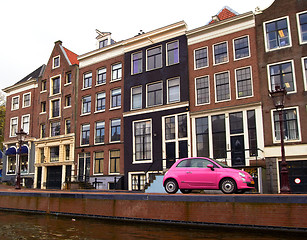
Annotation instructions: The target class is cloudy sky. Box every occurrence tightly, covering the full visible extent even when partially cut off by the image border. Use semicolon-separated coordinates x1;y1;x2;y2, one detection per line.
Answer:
0;0;274;92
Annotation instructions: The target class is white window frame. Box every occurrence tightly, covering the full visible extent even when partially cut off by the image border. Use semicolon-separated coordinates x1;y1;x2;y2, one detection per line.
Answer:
233;35;251;61
297;11;307;45
93;151;104;175
213;41;229;65
40;101;46;114
110;118;121;143
110;88;121;110
109;149;120;175
64;72;72;86
10;117;18;137
270;106;301;144
94;121;105;145
263;16;292;52
146;81;163;107
131;86;142;110
21;114;30;134
52;55;60;69
214;71;231;103
50;75;61;96
83;72;92;89
64;95;72;109
81;95;91;116
95;92;106;113
11;96;20;111
111;63;122;82
132;119;152;164
146;45;163;71
131;51;143;75
96;67;107;86
194;46;209;70
195;75;210;106
167;77;180;104
266;59;297;94
22;92;31;108
80;123;90;146
49;98;61;119
166;40;179;66
65;119;71;134
235;66;254;99
41;80;47;93
301;57;307;91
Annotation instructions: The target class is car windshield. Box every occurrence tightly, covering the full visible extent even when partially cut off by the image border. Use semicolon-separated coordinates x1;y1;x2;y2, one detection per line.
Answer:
208;158;230;168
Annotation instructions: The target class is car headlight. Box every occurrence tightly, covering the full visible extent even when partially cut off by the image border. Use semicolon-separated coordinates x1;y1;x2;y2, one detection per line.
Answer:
239;172;246;178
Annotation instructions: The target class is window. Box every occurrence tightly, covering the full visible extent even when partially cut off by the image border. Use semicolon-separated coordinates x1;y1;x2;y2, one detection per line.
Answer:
66;72;71;84
110;150;120;174
81;124;90;145
147;82;162;107
230;112;243;134
99;39;108;48
167;41;179;65
95;121;105;144
112;63;122;81
51;122;60;136
167;77;180;103
41;102;46;113
78;152;90;182
50;146;59;162
65;95;71;107
53;56;60;68
23;93;31;108
132;52;142;74
111;88;121;108
273;108;299;142
147;46;162;70
110;119;121;142
40;148;45;163
195;76;209;105
131;86;142;110
41;80;47;92
97;68;106;85
65;145;70;160
194;47;208;69
236;67;253;98
94;152;104;174
212;114;226;159
96;92;106;111
41;124;46;138
234;36;250;60
302;57;307;90
51;77;60;95
83;72;92;88
7;156;16;174
298;12;307;44
12;96;19;110
195;117;209;157
10;117;18;137
213;42;228;64
264;17;291;51
22;115;30;134
51;99;60;118
134;120;152;162
247;110;258;157
268;61;295;93
82;96;91;114
65;119;71;134
215;72;230;102
21;153;28;174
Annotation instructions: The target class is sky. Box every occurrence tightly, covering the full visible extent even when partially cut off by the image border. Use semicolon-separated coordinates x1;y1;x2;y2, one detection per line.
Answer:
0;0;274;93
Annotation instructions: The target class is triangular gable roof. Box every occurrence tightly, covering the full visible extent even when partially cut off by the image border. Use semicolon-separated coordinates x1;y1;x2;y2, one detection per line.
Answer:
62;46;79;65
209;6;238;24
14;64;46;86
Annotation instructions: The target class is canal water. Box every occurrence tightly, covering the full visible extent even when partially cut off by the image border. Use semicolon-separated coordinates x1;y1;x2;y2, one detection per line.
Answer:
0;210;306;239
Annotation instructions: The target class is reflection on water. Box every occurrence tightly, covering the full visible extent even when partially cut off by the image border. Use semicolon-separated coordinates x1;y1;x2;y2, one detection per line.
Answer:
0;211;306;240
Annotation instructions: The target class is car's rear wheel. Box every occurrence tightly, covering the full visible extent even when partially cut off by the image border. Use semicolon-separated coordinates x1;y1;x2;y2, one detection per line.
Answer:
220;178;236;194
164;179;178;194
180;189;192;194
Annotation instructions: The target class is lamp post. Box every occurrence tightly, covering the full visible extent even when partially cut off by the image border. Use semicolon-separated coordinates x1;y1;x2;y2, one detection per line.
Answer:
15;128;27;190
269;87;291;194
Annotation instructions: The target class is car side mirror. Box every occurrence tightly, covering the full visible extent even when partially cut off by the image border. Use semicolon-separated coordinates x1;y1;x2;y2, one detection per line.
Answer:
207;164;214;171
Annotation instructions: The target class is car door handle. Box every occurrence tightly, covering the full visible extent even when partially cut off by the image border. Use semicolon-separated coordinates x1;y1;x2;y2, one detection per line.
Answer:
186;171;192;174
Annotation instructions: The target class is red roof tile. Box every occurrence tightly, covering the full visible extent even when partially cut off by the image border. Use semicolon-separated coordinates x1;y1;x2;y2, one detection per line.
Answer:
209;7;238;24
63;47;79;65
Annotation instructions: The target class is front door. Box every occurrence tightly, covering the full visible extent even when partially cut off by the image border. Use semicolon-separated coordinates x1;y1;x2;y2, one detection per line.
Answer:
231;135;245;166
46;166;62;189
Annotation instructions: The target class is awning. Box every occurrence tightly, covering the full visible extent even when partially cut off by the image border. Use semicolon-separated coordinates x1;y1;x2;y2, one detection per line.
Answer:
5;147;16;155
18;146;28;154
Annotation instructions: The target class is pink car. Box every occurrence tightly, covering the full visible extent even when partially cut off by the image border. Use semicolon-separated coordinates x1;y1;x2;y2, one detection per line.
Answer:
163;157;254;194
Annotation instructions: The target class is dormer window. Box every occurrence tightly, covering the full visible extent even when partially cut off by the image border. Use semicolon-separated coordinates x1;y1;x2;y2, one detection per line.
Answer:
99;39;108;48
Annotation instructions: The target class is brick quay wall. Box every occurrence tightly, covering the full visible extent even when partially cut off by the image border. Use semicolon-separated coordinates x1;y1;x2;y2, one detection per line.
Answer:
0;190;307;232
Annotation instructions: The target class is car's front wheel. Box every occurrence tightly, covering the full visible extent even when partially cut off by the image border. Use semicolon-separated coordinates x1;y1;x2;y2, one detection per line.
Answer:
164;179;178;194
220;178;237;194
180;189;192;194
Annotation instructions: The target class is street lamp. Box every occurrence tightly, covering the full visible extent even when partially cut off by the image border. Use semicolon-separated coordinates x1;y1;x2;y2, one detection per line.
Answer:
269;87;291;194
15;128;27;190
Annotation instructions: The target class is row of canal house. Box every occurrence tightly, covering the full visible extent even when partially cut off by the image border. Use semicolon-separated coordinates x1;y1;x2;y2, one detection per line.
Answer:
2;0;307;193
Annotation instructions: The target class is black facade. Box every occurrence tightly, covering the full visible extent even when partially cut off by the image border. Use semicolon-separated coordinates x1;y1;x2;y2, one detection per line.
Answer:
123;35;189;190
